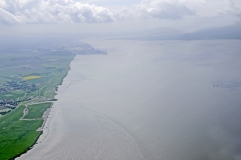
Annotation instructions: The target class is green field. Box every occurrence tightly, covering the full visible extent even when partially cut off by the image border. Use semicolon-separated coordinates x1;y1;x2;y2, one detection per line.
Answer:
24;103;52;119
0;91;25;100
0;108;11;113
0;45;75;159
0;48;75;101
0;105;43;160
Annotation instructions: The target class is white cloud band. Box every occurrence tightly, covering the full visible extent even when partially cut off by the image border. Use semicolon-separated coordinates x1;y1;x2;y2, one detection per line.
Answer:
138;0;233;19
0;0;239;25
0;0;120;24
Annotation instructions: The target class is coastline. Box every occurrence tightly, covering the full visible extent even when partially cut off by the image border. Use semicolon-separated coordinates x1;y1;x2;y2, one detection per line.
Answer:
11;134;42;160
15;55;76;160
32;55;77;143
14;39;241;159
16;54;146;160
36;102;53;132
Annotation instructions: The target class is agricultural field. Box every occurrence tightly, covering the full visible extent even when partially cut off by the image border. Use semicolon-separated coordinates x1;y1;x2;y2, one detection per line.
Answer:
0;43;76;115
0;43;75;159
0;105;43;160
24;103;52;119
0;41;106;159
23;76;41;81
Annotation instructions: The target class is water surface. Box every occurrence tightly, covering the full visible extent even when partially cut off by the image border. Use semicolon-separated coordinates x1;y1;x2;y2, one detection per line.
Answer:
18;40;241;160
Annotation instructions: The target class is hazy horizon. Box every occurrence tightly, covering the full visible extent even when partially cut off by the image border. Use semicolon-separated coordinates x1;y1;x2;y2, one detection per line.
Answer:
1;0;241;43
16;39;241;160
1;1;241;160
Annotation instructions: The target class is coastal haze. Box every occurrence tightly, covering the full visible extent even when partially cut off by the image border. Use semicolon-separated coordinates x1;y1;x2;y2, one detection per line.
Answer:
17;39;241;160
1;0;241;159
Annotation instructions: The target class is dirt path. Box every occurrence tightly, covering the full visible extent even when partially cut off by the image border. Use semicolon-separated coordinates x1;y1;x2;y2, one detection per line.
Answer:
20;101;53;131
20;105;29;120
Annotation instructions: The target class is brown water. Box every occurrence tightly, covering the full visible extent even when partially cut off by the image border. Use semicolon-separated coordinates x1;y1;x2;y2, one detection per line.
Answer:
17;40;241;160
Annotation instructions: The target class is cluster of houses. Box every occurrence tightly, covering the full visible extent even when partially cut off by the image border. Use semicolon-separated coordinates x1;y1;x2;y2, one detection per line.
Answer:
0;80;38;116
0;80;38;93
0;99;18;109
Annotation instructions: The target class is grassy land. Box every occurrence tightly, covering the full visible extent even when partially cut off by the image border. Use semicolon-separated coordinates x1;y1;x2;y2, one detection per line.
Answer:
0;44;76;159
0;108;11;112
0;105;43;160
0;91;25;100
0;47;75;103
0;41;104;159
24;103;52;119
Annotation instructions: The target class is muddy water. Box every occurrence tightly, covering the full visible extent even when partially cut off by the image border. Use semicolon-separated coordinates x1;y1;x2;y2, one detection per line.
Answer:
17;40;241;160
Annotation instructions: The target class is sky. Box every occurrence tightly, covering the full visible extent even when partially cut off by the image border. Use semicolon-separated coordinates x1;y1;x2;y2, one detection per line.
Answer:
0;0;241;41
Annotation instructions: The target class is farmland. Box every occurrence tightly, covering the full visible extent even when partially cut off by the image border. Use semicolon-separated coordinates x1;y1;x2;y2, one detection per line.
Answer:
23;76;41;81
0;41;107;159
0;105;43;160
0;43;75;159
0;43;76;114
24;103;52;119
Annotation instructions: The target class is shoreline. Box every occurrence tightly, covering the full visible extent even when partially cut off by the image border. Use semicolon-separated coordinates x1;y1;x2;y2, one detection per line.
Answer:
12;40;241;159
15;55;77;160
11;133;42;160
36;102;53;132
14;102;53;160
16;53;146;159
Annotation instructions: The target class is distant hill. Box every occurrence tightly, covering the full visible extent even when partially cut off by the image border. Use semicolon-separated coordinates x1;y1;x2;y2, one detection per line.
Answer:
144;27;183;36
119;24;241;40
173;24;241;40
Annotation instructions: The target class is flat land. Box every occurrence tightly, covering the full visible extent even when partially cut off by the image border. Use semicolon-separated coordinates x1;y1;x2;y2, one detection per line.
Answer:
23;76;41;81
0;42;107;159
16;39;241;160
0;43;76;159
24;103;52;119
0;105;43;160
0;47;75;102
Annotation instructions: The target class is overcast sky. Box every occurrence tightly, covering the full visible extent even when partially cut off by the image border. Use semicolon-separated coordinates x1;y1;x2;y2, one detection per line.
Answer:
0;0;241;40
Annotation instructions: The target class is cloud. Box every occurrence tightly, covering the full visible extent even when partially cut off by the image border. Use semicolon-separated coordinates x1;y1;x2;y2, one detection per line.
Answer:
137;0;236;19
0;0;118;24
0;8;20;24
232;4;241;18
138;0;194;19
49;3;115;23
113;7;134;21
0;0;240;24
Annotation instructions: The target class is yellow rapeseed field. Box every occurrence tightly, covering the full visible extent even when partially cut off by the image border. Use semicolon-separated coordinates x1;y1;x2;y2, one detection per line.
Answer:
23;75;41;80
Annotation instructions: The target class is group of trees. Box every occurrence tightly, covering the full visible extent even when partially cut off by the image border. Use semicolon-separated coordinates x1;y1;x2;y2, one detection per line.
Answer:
0;110;11;115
